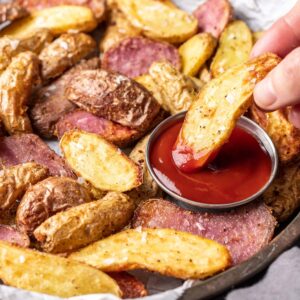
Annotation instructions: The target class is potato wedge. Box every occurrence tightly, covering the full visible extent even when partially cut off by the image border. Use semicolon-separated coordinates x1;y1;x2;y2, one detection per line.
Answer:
34;192;134;253
1;6;97;39
60;130;142;191
0;2;28;24
0;241;121;297
39;33;96;80
117;0;197;43
70;228;231;279
174;53;280;171
211;20;253;77
0;51;40;134
199;64;212;83
179;33;217;76
146;61;198;115
127;135;162;205
0;163;48;211
262;162;300;222
16;177;92;236
250;106;300;164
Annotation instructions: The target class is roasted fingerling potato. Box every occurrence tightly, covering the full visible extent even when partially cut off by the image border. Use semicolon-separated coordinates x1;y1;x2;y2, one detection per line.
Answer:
0;51;40;135
1;6;97;39
69;228;231;279
117;0;198;43
0;241;121;297
175;53;280;171
60;130;142;192
39;33;96;81
34;192;135;253
211;20;253;77
16;176;92;236
179;33;217;76
0;163;48;211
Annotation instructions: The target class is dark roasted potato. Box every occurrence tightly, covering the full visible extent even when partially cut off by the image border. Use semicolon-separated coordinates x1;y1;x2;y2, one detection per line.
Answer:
0;51;40;134
0;225;30;247
16;176;92;236
0;162;48;211
66;69;161;131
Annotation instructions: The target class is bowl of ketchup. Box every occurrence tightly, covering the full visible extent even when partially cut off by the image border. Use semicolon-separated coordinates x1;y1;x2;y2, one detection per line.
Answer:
146;112;278;210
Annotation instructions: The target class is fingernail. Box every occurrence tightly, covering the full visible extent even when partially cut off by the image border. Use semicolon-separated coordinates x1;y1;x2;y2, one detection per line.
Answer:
254;76;277;109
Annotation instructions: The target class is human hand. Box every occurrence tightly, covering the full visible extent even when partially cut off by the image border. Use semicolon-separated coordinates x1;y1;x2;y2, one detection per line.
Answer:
251;0;300;127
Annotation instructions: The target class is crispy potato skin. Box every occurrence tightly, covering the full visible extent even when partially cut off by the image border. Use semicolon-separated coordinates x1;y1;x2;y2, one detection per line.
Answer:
16;176;92;236
0;225;30;248
0;5;97;39
262;163;300;222
250;105;300;164
0;241;121;297
39;33;96;81
0;163;48;211
16;0;106;22
127;135;162;205
175;53;281;170
211;20;253;77
179;33;217;76
117;0;197;43
0;51;40;135
29;57;100;139
0;29;54;73
0;2;29;23
60;130;142;191
69;228;231;280
34;192;135;253
66;69;161;131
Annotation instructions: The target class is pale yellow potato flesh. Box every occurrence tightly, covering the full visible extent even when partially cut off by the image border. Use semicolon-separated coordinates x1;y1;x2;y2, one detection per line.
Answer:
176;53;280;170
60;130;142;192
117;0;198;43
69;228;231;280
1;6;97;39
0;241;121;298
179;33;217;76
211;20;253;77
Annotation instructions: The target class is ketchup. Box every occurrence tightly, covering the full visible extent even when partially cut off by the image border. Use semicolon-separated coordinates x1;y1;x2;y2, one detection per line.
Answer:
150;120;272;204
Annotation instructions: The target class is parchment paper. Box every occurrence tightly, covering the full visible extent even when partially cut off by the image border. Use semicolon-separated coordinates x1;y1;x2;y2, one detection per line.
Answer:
0;0;297;299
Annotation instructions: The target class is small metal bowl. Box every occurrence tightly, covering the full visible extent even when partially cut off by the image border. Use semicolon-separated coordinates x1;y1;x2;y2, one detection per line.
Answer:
146;111;278;210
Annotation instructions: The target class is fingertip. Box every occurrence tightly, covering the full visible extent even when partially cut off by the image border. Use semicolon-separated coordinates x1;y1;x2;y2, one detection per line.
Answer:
253;76;277;110
289;104;300;129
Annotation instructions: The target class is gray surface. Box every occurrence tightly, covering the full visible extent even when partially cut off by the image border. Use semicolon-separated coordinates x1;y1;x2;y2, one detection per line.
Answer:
226;242;300;300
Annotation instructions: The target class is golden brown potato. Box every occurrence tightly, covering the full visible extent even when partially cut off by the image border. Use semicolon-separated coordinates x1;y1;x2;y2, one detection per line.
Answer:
0;163;48;211
174;53;280;171
60;130;142;192
0;29;53;73
199;64;213;83
0;2;28;24
69;228;231;279
262;162;300;222
34;192;135;253
1;6;97;39
250;105;300;164
81;180;107;199
0;51;40;134
39;33;96;81
127;135;162;205
0;241;121;297
211;20;253;77
117;0;197;43
16;176;92;236
137;61;198;115
179;33;217;76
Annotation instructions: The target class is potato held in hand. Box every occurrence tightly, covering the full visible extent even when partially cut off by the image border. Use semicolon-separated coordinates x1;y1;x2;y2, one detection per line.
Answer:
34;192;135;253
70;228;231;279
61;130;142;191
0;241;121;297
174;53;280;171
0;51;40;135
1;6;97;39
117;0;197;43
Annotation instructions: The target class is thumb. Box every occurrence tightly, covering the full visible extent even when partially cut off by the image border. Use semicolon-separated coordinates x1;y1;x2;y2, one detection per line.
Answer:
253;47;300;111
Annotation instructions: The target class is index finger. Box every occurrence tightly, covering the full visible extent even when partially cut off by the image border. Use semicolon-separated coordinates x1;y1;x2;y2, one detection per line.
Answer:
251;0;300;58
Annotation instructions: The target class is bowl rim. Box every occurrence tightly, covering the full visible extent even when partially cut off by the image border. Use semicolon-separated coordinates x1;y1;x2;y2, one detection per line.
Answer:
146;111;278;210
